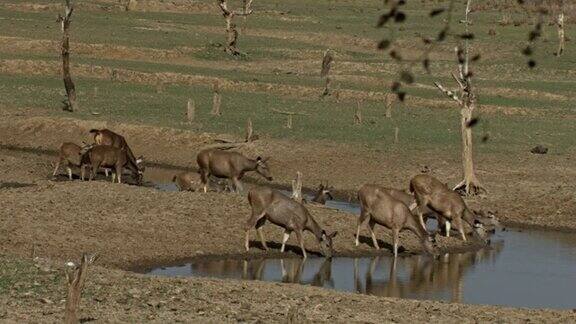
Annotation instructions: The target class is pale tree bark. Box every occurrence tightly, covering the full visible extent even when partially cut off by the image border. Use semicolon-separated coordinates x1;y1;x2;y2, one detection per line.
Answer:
218;0;253;56
57;0;77;112
385;92;394;118
64;253;98;324
272;109;309;130
291;171;303;203
434;0;485;196
556;11;565;56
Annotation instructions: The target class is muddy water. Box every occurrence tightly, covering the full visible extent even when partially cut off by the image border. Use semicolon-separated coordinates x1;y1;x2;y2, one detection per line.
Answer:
142;168;576;309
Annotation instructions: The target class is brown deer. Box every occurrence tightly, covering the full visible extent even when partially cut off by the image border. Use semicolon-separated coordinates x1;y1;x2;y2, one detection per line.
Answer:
356;184;435;258
197;149;272;193
245;186;337;258
409;174;483;242
89;128;144;177
311;183;334;205
52;142;93;180
172;172;199;191
81;145;143;184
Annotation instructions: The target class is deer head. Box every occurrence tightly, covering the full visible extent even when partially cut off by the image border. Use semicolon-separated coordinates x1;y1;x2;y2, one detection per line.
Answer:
255;156;273;181
319;230;338;258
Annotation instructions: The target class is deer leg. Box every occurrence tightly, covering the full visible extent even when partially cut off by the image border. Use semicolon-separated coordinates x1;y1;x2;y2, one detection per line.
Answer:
453;217;466;242
90;164;99;181
52;158;61;177
392;228;400;258
355;209;369;246
280;230;291;253
67;166;73;181
295;230;307;259
104;168;109;178
199;169;209;193
116;166;122;184
232;177;244;194
445;220;451;238
80;165;85;181
368;219;380;250
255;218;268;251
244;211;266;251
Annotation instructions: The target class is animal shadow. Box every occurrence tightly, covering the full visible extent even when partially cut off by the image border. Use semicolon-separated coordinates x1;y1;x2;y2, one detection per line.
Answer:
248;240;323;257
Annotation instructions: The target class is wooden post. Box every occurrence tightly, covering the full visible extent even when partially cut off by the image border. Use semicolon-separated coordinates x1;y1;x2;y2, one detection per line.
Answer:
394;127;399;144
385;93;394;118
186;99;195;123
354;100;362;125
57;0;77;112
272;109;308;130
211;82;222;116
64;253;98;324
245;118;253;142
291;171;303;203
321;49;334;97
92;86;98;98
556;11;565;57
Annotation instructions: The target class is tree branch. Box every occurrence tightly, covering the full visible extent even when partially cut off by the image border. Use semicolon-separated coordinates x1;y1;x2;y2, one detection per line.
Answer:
434;81;463;105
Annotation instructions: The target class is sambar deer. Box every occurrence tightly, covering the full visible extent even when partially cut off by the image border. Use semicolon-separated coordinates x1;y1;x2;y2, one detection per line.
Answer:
89;128;144;177
409;174;484;242
81;145;143;184
197;149;272;193
356;184;436;258
311;183;334;205
172;172;199;191
52;142;93;180
245;186;337;258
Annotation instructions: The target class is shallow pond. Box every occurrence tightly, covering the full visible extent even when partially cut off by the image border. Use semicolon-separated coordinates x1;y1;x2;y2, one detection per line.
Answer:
143;170;576;310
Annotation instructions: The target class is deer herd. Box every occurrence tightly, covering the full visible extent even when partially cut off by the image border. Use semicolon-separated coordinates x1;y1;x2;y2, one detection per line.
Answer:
53;128;499;259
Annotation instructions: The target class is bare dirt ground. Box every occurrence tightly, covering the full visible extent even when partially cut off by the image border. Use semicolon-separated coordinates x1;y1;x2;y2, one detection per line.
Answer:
1;110;576;322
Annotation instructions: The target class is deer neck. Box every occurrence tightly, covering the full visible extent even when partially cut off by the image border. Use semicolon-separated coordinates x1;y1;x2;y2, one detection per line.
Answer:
305;214;324;241
243;158;258;172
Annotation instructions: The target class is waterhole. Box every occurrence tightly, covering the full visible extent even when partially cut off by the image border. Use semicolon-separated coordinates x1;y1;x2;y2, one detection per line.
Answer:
142;168;576;309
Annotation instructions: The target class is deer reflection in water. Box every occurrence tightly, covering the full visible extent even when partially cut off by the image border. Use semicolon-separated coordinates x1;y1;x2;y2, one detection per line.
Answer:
187;241;503;300
354;240;504;302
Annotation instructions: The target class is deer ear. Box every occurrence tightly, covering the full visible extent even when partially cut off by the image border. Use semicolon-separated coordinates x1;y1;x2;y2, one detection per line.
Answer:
256;156;262;162
329;231;338;238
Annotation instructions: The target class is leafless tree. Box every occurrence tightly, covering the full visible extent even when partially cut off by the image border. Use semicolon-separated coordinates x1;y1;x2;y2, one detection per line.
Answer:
64;253;98;324
245;118;253;142
434;0;485;196
217;0;254;55
556;10;565;56
57;0;77;112
272;108;309;129
354;100;363;125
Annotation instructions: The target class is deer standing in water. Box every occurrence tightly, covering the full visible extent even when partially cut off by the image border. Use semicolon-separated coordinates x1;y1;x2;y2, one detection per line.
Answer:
409;174;486;242
81;145;143;184
356;184;435;258
52;142;93;180
245;186;337;258
197;149;272;193
89;129;144;178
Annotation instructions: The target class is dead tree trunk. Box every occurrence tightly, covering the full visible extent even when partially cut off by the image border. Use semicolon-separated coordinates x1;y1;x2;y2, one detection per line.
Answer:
556;11;565;56
64;253;98;324
291;171;303;203
385;93;394;118
211;82;222;116
321;49;334;97
218;0;253;56
58;0;77;112
434;0;485;196
186;99;195;123
245;118;253;142
354;100;362;125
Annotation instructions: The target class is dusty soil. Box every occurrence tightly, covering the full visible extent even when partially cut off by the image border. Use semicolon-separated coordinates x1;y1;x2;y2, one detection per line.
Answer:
1;110;576;322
